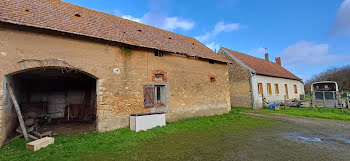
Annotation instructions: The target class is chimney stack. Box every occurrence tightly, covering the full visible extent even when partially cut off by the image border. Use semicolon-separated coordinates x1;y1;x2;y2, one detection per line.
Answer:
265;53;269;61
275;57;281;66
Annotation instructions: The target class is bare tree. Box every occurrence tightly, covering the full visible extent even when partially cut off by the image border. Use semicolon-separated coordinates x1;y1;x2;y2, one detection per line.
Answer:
305;65;350;93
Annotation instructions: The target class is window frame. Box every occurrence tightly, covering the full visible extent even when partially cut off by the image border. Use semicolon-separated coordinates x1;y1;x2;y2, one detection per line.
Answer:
258;83;263;95
154;85;166;107
294;85;298;93
267;83;272;95
154;74;164;81
285;84;289;99
274;84;279;94
146;82;170;111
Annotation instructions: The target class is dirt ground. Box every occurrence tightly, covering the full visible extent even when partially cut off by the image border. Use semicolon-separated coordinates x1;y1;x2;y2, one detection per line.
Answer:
112;113;350;161
39;121;95;135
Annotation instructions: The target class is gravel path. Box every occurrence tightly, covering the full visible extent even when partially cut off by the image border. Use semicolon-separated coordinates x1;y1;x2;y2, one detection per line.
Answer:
234;112;350;161
106;112;350;161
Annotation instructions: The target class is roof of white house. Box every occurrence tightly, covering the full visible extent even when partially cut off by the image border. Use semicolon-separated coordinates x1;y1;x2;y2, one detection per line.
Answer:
221;47;302;80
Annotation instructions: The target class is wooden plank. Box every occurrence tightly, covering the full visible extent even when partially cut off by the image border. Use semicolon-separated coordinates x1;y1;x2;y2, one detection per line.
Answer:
26;137;54;151
7;83;29;140
28;134;39;140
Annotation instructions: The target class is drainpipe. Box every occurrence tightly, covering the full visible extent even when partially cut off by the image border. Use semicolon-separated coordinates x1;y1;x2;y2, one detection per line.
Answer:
249;73;255;109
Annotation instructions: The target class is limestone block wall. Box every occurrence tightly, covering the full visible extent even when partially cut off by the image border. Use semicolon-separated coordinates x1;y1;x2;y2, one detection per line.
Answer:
218;50;252;108
0;23;231;145
0;81;4;145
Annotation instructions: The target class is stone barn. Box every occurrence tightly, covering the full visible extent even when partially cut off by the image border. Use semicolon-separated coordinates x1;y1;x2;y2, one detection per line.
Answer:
0;0;231;145
218;47;304;108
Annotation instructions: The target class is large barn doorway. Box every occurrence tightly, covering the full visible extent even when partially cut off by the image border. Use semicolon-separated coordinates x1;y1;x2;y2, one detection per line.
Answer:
5;67;97;136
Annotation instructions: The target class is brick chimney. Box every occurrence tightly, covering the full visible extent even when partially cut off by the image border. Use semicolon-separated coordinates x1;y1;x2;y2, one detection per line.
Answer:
265;53;269;61
275;57;281;66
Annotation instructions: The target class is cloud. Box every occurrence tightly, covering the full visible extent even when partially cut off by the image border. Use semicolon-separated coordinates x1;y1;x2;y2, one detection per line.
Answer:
329;0;350;36
113;1;194;31
164;17;194;31
140;10;167;28
113;9;121;16
196;22;240;42
205;42;221;52
214;22;239;34
280;41;348;66
247;47;267;57
121;15;141;23
117;13;194;31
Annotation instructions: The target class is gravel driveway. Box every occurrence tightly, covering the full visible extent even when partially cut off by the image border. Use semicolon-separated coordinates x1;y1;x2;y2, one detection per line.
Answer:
111;113;350;161
230;113;350;161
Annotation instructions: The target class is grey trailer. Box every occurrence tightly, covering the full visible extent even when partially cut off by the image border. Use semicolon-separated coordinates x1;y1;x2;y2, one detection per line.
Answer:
311;81;341;108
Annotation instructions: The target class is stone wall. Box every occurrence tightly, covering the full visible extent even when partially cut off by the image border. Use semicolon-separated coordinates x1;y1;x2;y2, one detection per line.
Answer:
0;23;230;145
0;81;4;145
218;49;252;108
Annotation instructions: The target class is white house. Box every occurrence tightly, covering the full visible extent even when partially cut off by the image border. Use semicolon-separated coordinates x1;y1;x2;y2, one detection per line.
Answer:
218;47;305;108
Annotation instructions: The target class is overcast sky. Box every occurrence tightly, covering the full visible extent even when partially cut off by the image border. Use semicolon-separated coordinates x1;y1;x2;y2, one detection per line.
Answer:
63;0;350;82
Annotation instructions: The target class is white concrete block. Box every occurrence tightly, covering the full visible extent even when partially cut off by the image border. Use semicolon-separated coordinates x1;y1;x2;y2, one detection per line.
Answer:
130;113;166;132
26;137;54;151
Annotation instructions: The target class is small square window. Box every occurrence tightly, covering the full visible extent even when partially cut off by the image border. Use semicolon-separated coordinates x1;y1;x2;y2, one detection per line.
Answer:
152;70;167;82
154;50;163;57
209;75;217;83
155;74;164;81
210;77;216;83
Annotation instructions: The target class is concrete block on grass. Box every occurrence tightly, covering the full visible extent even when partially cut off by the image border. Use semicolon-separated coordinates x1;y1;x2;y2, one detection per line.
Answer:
26;137;54;151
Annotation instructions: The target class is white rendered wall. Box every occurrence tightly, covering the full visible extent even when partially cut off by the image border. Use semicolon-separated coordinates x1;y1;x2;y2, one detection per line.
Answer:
251;75;304;108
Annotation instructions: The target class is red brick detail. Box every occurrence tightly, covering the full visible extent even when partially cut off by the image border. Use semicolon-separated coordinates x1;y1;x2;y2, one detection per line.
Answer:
209;75;217;83
152;70;167;82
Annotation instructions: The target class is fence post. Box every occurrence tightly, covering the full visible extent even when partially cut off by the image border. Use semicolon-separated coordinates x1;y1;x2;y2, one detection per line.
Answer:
284;95;287;108
312;92;315;108
261;94;264;108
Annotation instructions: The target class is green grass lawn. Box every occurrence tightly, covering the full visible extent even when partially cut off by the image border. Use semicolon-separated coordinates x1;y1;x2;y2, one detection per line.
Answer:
262;107;350;121
0;108;273;161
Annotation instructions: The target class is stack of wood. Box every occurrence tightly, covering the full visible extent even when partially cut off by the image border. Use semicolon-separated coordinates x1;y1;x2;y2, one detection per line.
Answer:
16;112;52;140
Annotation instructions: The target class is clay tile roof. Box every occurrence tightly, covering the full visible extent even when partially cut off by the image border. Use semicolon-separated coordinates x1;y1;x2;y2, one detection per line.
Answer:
222;47;301;80
0;0;227;63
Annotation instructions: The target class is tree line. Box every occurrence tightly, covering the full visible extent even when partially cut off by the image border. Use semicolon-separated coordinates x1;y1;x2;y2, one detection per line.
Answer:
305;65;350;93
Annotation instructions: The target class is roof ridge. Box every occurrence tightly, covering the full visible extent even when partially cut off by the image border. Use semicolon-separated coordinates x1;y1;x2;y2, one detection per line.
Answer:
221;47;301;80
224;47;276;63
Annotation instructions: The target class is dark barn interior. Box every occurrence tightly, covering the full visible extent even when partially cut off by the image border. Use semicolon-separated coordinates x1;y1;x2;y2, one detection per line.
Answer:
7;67;97;136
